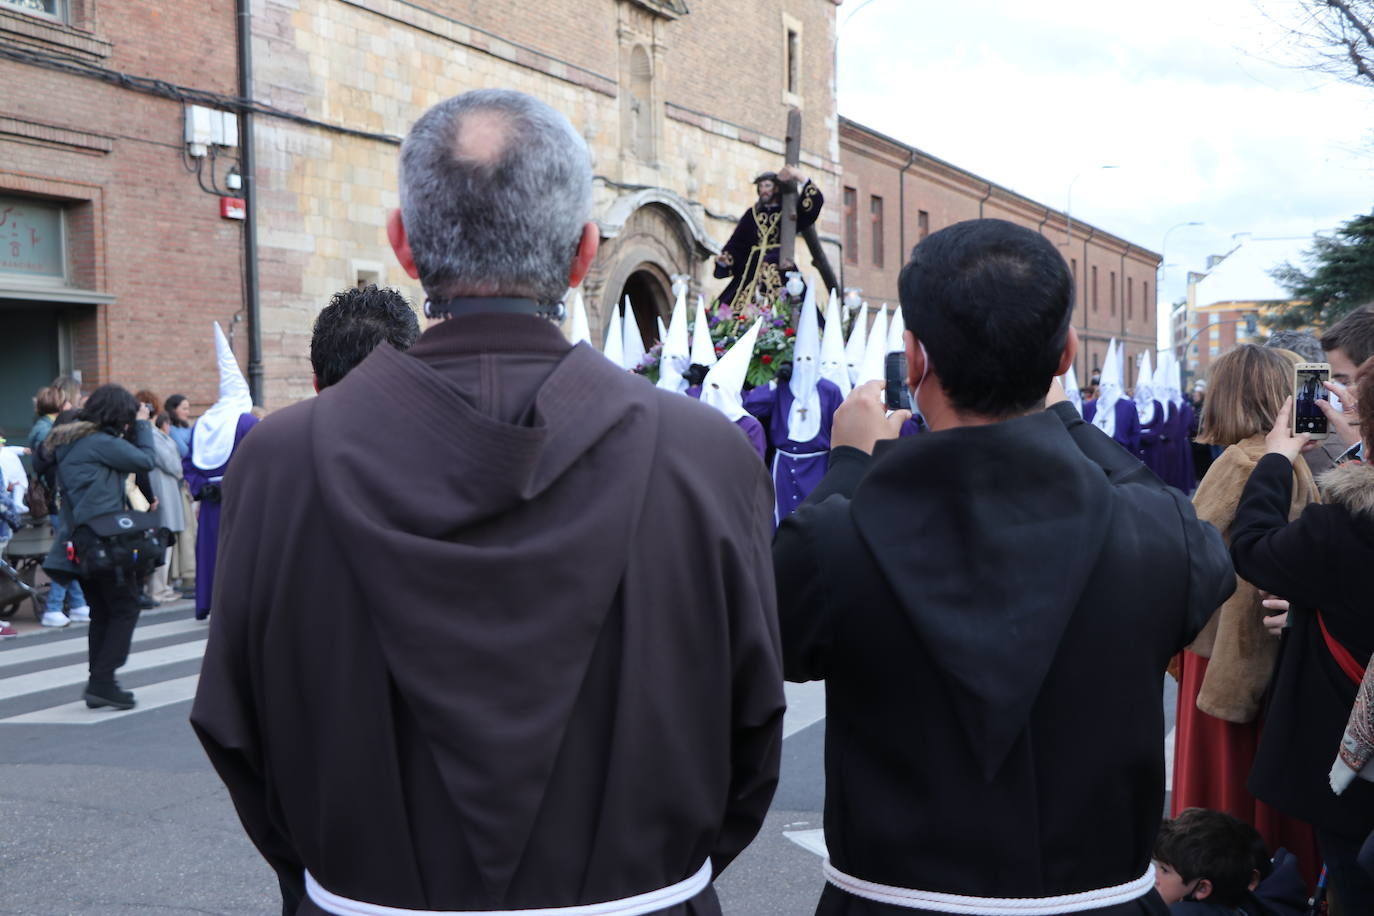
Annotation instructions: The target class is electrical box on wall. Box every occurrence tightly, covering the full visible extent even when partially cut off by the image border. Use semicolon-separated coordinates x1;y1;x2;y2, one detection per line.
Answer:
185;105;240;156
220;197;246;220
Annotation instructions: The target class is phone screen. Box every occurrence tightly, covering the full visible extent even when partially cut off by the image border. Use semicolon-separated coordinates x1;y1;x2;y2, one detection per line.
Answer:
1294;365;1330;436
884;352;912;412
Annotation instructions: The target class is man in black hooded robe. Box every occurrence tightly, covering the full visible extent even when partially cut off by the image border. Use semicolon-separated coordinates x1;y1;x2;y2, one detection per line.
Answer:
191;89;783;916
774;219;1235;916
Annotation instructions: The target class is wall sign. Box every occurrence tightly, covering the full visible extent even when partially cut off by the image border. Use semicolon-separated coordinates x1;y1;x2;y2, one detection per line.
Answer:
0;196;65;281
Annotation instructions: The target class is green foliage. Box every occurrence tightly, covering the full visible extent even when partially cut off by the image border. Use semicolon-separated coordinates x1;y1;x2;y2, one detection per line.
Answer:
1267;211;1374;329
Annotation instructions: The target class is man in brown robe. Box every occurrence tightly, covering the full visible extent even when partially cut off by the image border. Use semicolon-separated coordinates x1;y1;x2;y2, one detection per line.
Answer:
190;89;783;916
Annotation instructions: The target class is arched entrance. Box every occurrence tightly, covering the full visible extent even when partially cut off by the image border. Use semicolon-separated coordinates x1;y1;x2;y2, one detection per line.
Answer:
616;264;672;349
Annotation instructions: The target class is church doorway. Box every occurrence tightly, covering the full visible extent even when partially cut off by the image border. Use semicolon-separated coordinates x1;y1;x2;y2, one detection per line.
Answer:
615;265;671;350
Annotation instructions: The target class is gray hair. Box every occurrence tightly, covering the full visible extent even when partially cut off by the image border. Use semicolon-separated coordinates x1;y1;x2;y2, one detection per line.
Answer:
1264;329;1324;363
399;89;593;305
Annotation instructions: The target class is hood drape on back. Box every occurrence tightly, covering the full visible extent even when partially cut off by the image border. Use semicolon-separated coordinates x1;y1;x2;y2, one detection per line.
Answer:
850;410;1113;780
312;338;661;900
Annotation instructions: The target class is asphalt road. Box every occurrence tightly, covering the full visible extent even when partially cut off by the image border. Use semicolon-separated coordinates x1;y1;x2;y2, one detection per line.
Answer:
0;608;1177;915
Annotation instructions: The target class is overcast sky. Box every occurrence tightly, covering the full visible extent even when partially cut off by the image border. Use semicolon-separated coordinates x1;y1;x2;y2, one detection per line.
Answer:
836;0;1374;344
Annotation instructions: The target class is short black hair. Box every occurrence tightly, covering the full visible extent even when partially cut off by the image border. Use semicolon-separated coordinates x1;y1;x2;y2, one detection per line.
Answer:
1154;808;1261;907
1264;330;1323;363
310;286;421;389
78;384;138;435
1321;304;1374;366
898;218;1073;418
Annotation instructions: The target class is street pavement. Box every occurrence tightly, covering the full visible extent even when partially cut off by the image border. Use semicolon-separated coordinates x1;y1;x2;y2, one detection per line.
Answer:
0;607;1179;915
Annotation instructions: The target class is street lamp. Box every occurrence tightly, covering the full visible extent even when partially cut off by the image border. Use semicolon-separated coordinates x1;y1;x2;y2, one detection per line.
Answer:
1064;165;1119;248
1158;220;1204;364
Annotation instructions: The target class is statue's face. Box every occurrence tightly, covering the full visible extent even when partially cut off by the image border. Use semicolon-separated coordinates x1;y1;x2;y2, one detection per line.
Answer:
757;179;776;202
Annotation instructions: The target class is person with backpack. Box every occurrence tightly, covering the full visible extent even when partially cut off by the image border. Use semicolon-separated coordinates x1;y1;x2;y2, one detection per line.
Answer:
42;385;159;710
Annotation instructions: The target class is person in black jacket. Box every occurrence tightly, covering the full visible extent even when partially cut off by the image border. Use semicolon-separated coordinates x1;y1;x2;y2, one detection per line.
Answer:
43;385;157;710
1231;365;1374;910
775;218;1235;916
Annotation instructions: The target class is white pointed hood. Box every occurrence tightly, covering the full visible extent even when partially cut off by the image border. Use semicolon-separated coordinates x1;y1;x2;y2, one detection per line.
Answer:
858;305;890;387
657;289;691;393
566;289;591;345
886;303;906;354
622;296;647;370
1162;352;1184;406
819;288;852;397
788;279;823;442
602;303;625;367
844;302;868;386
192;322;254;470
1093;338;1123;437
1135;349;1157;425
1062;364;1083;416
700;319;762;423
690;295;717;368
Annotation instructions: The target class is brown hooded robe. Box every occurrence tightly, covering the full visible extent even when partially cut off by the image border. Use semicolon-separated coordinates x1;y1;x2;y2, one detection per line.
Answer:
190;314;783;915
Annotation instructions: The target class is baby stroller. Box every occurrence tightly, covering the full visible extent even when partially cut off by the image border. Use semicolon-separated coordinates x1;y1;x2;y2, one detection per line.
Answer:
0;516;54;623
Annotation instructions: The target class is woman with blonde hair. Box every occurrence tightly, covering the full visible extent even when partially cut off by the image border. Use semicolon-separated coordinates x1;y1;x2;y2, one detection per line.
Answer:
1171;344;1320;881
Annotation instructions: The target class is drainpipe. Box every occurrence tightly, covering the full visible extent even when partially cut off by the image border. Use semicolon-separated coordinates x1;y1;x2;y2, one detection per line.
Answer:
898;148;916;262
1038;206;1051;237
978;181;992;218
236;0;264;406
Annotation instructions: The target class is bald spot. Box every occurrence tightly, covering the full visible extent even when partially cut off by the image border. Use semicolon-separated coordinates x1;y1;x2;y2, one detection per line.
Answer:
451;108;512;164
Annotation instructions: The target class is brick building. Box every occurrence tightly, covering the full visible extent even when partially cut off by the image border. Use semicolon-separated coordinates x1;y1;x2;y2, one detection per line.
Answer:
0;0;245;440
249;0;843;405
838;118;1160;384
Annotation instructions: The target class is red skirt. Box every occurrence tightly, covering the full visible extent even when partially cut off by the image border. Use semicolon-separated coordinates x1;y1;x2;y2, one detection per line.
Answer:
1171;650;1321;889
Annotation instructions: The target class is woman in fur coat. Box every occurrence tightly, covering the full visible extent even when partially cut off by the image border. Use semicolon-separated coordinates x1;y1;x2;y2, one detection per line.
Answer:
1231;356;1374;909
1171;345;1320;882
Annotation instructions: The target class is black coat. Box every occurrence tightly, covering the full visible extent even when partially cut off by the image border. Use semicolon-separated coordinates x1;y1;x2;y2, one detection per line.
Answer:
1233;455;1374;840
775;402;1234;916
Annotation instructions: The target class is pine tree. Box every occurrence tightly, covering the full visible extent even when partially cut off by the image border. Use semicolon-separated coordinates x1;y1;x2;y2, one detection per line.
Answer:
1268;212;1374;328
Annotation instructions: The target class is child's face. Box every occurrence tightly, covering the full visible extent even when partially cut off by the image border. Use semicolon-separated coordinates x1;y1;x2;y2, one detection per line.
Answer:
1153;860;1200;905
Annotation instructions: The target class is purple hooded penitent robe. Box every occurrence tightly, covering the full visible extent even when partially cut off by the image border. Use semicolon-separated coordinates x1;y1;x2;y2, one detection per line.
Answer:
183;412;258;619
1136;399;1168;480
1081;398;1141;459
686;386;768;461
744;378;844;523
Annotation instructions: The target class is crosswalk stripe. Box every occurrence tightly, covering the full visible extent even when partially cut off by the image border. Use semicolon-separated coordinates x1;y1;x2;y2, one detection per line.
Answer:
0;639;205;702
0;618;207;671
1;674;200;725
783;680;826;739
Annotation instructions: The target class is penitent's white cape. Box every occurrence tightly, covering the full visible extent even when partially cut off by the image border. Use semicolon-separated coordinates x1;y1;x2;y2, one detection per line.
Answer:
787;280;822;443
700;320;762;424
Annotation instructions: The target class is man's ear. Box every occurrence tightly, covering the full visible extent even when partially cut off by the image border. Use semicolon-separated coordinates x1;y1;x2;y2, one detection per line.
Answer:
387;209;419;280
1192;878;1213;901
569;221;599;288
904;329;922;390
1057;325;1079;377
312;374;320;395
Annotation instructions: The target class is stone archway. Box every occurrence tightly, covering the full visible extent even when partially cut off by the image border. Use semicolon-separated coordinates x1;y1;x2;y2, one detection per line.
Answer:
586;190;719;350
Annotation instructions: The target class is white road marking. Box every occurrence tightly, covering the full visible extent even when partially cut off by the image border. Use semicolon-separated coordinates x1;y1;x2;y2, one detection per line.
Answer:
784;828;829;859
783;681;826;739
1;675;200;725
0;639;205;702
0;618;206;671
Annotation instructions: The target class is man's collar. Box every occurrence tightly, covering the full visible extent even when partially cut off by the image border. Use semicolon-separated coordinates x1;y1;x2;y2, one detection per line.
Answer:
424;296;565;322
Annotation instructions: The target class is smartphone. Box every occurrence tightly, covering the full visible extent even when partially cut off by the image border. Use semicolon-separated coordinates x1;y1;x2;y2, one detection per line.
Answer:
884;351;912;412
1293;362;1331;437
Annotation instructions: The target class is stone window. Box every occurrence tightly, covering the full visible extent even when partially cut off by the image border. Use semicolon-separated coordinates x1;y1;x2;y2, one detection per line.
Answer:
623;44;656;162
843;187;858;264
1092;265;1098;312
917;209;929;241
1127;276;1133;320
1143;281;1150;324
781;13;803;106
0;195;67;284
2;0;64;20
870;195;883;269
1110;270;1117;316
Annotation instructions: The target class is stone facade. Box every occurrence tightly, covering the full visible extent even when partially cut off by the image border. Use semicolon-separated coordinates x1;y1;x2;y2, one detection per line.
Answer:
839;118;1162;386
250;0;843;405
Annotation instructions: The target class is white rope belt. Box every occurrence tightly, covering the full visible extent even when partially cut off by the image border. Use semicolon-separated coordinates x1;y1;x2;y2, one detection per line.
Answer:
775;448;827;460
823;860;1155;915
304;860;711;916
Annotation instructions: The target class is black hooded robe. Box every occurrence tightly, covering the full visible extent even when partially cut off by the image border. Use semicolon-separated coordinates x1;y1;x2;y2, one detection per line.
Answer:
190;314;784;915
774;402;1235;916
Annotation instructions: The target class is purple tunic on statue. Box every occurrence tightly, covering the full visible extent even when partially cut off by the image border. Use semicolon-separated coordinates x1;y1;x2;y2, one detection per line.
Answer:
183;413;258;619
685;386;767;460
1081;397;1142;457
743;378;844;523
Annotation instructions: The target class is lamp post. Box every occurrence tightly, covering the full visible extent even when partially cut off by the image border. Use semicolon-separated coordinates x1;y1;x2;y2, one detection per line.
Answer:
1158;220;1203;372
1064;165;1118;248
